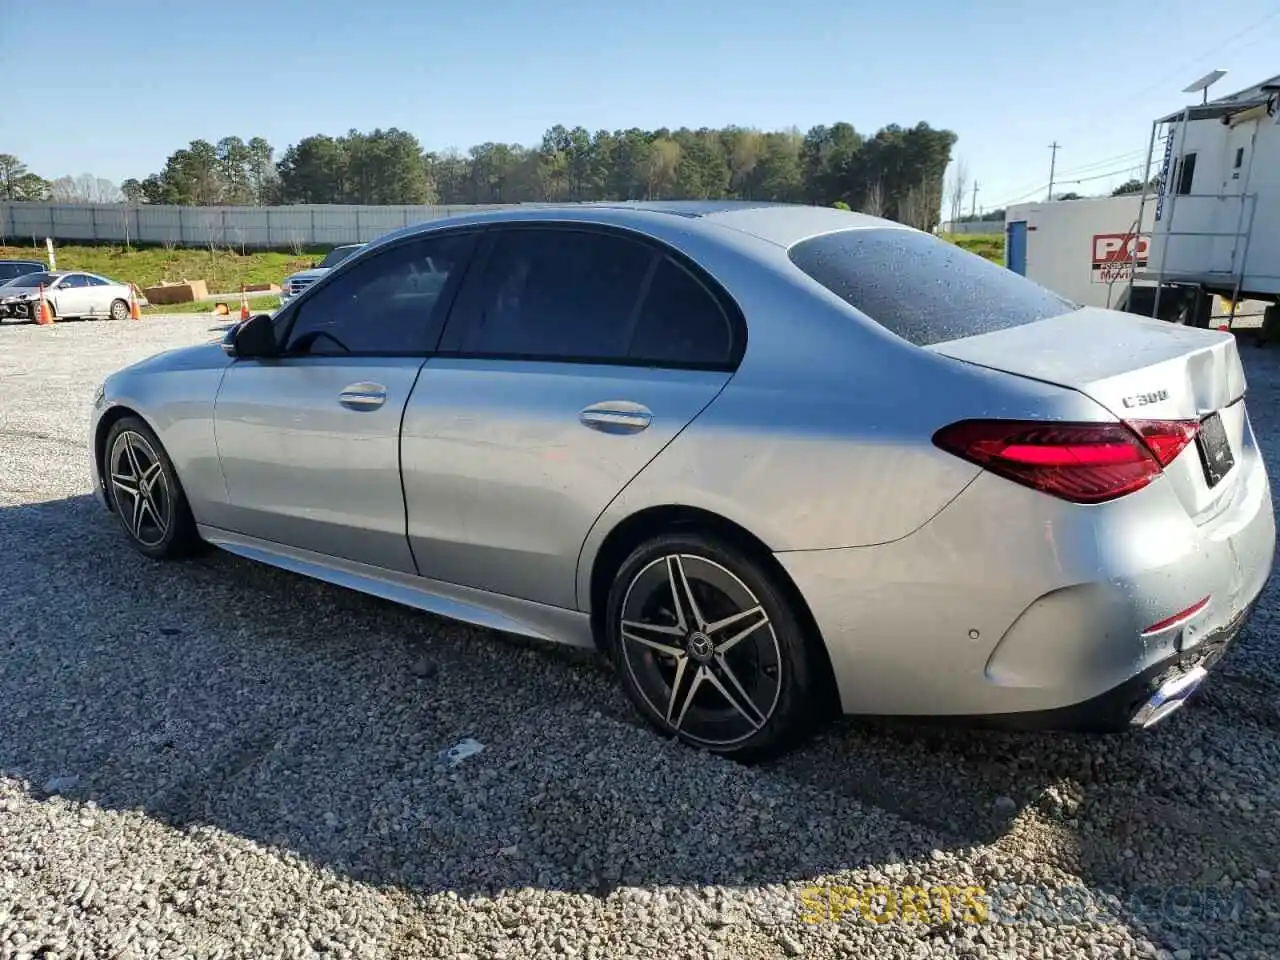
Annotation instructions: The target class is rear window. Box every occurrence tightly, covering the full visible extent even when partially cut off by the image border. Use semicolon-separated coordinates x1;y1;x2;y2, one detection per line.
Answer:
788;228;1075;347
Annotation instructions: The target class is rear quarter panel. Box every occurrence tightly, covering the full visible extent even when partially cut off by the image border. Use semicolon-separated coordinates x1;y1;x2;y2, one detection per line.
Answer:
575;244;1119;607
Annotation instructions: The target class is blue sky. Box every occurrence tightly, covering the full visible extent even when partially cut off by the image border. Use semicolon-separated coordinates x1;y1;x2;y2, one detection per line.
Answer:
3;0;1278;212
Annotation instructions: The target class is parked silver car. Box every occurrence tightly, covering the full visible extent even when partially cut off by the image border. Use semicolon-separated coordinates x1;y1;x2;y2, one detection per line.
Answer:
0;270;134;322
88;201;1275;760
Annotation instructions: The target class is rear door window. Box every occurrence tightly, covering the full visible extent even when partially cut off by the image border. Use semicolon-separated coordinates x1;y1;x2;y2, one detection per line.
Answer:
788;228;1074;347
442;227;743;369
443;228;654;361
627;257;735;367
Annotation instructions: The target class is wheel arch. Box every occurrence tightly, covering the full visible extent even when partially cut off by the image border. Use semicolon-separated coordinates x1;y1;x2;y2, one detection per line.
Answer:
94;404;158;511
585;504;842;717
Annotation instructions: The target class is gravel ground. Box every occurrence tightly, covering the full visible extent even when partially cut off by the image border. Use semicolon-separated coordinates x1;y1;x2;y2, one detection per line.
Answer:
1;315;1277;960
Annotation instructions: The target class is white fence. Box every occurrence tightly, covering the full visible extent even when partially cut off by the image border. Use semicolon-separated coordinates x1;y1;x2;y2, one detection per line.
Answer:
0;202;536;249
939;218;1005;235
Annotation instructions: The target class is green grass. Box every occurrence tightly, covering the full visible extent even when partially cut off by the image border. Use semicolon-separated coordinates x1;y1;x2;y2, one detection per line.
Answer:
0;243;322;295
944;233;1005;264
141;295;281;316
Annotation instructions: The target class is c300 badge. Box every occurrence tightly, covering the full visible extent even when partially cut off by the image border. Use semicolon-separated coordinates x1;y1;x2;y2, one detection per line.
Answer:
1121;388;1170;409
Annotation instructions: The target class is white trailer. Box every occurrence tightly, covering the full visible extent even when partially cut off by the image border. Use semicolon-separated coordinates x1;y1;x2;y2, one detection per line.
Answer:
1004;195;1156;310
1131;72;1280;331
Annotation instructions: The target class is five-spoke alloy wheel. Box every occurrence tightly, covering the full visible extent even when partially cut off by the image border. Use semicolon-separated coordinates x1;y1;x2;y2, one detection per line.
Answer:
103;416;201;559
607;533;817;761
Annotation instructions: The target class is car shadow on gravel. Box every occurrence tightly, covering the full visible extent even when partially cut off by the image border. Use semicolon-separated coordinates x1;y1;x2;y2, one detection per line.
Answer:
1;486;1276;955
2;493;980;903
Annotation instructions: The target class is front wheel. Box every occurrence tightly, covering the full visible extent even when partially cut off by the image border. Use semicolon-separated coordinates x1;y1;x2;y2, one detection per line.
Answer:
109;299;130;321
103;416;202;559
605;533;819;762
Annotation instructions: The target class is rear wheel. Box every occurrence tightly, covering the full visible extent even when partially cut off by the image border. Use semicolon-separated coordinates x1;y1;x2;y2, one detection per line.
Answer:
605;533;818;761
103;416;201;560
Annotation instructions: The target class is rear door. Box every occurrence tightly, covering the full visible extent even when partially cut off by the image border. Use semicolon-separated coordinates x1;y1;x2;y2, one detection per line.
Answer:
79;275;113;316
400;224;741;609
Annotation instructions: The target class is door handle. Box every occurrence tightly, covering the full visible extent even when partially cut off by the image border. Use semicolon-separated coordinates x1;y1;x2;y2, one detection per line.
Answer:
338;382;388;410
579;401;653;435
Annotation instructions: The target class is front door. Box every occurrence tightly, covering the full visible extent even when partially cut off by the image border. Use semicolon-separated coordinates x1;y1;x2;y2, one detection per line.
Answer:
401;225;740;610
49;274;94;317
212;232;476;572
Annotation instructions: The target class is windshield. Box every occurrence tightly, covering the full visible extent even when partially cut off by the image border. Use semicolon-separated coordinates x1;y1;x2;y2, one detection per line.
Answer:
319;245;364;268
788;228;1075;347
3;273;56;289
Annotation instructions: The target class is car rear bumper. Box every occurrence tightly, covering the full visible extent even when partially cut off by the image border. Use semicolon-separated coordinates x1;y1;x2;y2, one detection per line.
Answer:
908;599;1257;732
776;408;1276;725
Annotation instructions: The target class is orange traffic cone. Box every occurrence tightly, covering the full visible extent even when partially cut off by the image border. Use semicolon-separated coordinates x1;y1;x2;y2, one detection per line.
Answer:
239;286;250;323
129;284;141;320
36;284;53;325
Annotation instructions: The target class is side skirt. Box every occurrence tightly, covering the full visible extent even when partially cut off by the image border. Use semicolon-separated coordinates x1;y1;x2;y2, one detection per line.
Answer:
196;525;596;649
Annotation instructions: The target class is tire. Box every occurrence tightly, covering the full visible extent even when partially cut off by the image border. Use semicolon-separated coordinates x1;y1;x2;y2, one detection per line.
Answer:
109;299;130;321
102;416;202;560
605;532;818;762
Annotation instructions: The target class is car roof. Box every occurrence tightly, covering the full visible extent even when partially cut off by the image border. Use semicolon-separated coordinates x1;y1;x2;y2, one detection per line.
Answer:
371;200;910;254
0;259;44;265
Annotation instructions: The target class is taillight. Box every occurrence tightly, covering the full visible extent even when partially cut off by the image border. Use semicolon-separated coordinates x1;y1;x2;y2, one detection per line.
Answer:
932;418;1200;504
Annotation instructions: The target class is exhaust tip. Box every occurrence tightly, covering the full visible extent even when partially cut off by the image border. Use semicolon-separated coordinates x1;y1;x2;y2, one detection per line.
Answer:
1130;665;1209;729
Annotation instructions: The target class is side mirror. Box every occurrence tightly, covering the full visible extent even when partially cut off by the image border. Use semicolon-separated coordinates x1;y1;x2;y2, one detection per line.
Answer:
224;313;280;359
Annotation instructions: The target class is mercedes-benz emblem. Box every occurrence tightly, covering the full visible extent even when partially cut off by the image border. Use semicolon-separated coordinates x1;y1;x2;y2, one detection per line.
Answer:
687;632;715;662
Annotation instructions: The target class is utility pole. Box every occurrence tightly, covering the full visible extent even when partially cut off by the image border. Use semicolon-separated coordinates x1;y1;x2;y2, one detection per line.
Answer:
970;181;980;219
1047;142;1060;201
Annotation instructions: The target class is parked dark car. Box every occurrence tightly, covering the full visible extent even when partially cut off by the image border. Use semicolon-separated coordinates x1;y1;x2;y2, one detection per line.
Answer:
0;260;46;283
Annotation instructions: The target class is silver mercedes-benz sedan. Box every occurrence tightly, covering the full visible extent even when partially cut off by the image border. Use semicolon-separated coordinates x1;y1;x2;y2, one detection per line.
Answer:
88;201;1275;760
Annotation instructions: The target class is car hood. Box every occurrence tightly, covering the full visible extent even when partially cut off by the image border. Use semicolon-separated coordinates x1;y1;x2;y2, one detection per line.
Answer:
114;342;232;379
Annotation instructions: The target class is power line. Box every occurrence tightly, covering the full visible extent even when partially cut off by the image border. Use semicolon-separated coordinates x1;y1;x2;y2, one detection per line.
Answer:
988;147;1149;208
1055;164;1146;188
989;162;1148;209
989;11;1280;215
1052;148;1147;177
1051;9;1280;146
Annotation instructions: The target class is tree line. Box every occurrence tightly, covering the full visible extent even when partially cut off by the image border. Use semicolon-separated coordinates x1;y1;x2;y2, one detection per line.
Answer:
1;120;958;230
0;156;123;204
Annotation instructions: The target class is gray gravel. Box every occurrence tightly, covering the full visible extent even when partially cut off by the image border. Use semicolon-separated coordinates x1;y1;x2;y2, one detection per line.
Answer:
2;315;1278;959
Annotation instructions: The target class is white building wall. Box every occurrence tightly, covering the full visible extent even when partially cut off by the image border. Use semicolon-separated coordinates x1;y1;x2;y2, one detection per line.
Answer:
1005;195;1153;308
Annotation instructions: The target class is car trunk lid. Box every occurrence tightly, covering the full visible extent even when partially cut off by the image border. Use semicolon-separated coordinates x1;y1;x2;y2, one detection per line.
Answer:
928;308;1248;518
